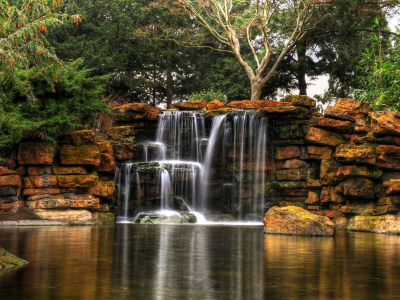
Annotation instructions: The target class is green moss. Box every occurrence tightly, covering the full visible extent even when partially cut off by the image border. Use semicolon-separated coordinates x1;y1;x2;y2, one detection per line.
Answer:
0;248;29;269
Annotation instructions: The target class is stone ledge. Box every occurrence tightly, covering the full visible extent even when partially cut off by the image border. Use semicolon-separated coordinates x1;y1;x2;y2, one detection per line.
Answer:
0;220;66;226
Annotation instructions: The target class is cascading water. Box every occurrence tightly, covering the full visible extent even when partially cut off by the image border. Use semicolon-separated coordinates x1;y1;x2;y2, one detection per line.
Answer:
115;109;270;223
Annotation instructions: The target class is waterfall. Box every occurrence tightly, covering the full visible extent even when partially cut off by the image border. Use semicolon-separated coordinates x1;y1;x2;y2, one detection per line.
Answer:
199;115;227;210
115;109;269;222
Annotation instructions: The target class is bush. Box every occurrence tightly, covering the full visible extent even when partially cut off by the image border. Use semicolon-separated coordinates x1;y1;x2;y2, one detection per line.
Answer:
0;59;111;148
189;89;228;103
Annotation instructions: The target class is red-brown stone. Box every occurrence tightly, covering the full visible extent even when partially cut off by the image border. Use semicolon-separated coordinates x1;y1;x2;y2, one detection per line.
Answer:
145;106;161;120
65;130;95;146
228;100;279;109
321;186;344;204
324;98;369;121
60;145;100;166
52;166;87;175
310;117;352;132
0;167;17;176
336;166;382;179
259;106;310;119
17;142;56;165
285;95;316;107
334;145;376;165
344;178;375;199
175;100;208;110
354;119;371;134
0;201;23;215
275;146;300;160
24;175;58;188
282;159;310;169
95;142;116;173
370;111;400;136
0;175;21;188
306;127;346;147
383;180;400;195
22;188;61;195
57;175;98;188
206;100;225;110
307;146;332;160
305;190;320;204
88;181;115;198
113;103;149;121
324;210;344;219
27;166;52;176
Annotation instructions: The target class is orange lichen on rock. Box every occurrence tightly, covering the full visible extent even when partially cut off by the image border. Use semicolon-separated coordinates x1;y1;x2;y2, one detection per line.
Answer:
17;142;56;165
57;175;98;188
306;127;346;147
175;100;208;110
60;145;100;166
206;100;225;110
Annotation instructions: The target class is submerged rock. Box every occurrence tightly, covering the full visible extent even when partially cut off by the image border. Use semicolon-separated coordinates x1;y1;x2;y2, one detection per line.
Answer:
263;206;335;236
0;248;28;270
135;212;197;224
206;214;235;222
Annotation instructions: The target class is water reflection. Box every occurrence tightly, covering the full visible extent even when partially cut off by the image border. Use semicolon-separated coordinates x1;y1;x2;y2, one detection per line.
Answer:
0;225;400;299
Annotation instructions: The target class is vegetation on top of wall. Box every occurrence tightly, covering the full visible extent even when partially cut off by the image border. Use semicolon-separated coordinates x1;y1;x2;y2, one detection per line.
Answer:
189;89;228;104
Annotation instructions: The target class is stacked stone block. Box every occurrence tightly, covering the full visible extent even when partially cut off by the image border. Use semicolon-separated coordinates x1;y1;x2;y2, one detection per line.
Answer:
13;131;116;224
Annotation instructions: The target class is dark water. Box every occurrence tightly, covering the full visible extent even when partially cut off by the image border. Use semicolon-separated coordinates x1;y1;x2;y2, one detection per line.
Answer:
1;225;400;300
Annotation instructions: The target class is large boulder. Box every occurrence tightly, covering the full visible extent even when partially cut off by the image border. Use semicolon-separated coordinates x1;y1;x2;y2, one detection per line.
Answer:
306;127;346;147
18;142;56;165
263;206;335;236
347;215;400;234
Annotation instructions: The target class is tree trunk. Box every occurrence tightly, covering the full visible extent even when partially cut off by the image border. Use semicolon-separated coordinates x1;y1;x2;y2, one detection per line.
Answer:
166;41;173;109
250;78;263;101
297;41;307;95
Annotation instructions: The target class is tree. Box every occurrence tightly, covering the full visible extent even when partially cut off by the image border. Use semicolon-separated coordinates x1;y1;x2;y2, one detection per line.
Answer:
163;0;320;100
0;0;80;103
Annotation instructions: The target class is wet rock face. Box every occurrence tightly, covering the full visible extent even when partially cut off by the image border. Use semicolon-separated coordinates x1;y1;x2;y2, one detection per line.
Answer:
263;206;335;236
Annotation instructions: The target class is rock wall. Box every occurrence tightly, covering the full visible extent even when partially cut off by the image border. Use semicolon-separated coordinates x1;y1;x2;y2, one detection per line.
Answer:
2;97;400;230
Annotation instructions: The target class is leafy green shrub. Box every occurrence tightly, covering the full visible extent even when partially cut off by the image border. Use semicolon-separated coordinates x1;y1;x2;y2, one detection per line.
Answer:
0;59;111;148
189;89;228;103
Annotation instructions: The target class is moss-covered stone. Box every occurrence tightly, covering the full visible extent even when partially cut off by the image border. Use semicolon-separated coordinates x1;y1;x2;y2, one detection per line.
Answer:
347;215;400;234
263;206;335;236
0;248;28;270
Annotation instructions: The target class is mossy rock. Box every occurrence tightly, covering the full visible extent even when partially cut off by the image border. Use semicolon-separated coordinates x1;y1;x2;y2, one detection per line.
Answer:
0;248;29;270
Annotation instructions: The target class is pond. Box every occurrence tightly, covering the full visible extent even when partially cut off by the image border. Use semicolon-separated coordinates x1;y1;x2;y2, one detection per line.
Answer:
1;225;400;299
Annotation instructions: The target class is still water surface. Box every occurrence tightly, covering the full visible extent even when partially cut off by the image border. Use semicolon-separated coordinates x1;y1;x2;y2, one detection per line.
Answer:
0;224;400;299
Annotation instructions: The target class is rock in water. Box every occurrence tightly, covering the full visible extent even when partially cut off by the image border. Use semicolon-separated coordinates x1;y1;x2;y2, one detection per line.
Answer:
263;206;335;236
0;248;28;269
